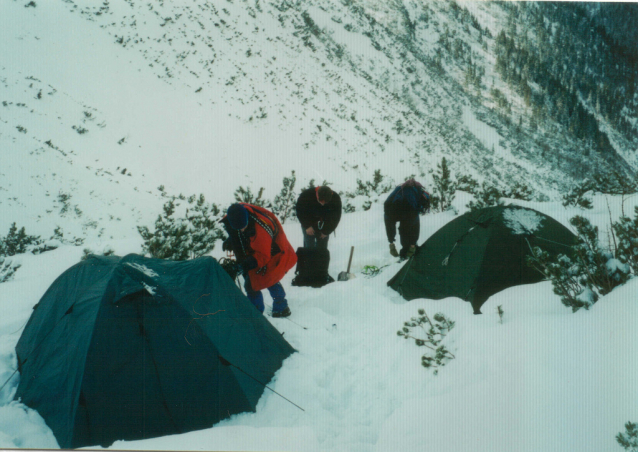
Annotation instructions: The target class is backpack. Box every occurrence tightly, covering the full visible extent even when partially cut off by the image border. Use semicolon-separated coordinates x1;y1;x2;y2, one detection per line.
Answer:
291;247;334;288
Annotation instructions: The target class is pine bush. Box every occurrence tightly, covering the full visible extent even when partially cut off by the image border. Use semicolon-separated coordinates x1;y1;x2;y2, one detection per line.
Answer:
0;258;21;283
355;169;393;197
272;170;297;223
613;206;638;274
562;181;594;209
432;157;456;211
527;215;630;312
504;181;534;200
234;186;269;208
0;223;42;257
455;172;479;194
617;422;638;452
397;309;455;375
137;194;224;261
467;182;504;211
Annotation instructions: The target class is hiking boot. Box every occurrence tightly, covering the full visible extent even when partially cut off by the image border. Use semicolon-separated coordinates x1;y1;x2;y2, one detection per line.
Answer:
389;243;399;257
406;246;416;258
272;307;291;318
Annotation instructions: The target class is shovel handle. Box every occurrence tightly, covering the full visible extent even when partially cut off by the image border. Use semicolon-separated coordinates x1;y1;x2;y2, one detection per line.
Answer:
346;246;354;273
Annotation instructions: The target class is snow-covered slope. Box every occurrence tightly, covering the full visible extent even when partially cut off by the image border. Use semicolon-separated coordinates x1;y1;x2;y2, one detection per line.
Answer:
1;194;637;452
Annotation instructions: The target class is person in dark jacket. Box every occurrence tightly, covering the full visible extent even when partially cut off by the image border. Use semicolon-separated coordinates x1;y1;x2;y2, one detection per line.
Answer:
384;179;430;260
222;203;297;317
295;186;342;250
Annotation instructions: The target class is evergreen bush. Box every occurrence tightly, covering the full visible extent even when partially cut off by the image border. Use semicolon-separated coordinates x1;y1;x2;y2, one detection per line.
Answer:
0;258;21;283
527;215;630;311
234;186;269;208
455;172;479;194
504;181;534;201
613;206;638;274
617;422;638;452
272;170;297;223
0;223;42;257
562;181;594;209
466;182;504;211
353;169;393;197
432;157;456;212
137;194;224;261
397;309;455;375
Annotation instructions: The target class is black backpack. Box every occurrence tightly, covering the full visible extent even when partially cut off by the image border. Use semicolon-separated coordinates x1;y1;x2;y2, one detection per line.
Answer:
291;247;334;288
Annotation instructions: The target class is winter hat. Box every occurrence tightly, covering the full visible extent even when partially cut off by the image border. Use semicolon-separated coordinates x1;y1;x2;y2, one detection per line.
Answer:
227;203;249;230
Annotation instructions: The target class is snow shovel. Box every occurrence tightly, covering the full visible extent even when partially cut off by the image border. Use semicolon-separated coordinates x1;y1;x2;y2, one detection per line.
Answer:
338;246;355;281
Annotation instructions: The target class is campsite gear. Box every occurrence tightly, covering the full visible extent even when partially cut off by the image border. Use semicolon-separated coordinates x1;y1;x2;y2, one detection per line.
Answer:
219;256;242;281
389;243;399;257
338;246;355;281
221;203;297;292
387;206;577;314
291;247;334;288
14;254;295;449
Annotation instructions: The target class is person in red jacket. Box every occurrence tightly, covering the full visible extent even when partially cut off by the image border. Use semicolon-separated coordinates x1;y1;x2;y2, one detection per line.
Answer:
222;203;297;317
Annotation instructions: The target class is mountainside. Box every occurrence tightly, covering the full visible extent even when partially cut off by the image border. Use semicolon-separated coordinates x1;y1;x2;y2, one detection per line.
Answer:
1;0;638;242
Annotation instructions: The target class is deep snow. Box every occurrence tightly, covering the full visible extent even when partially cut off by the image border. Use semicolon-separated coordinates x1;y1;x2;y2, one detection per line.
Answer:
1;194;637;452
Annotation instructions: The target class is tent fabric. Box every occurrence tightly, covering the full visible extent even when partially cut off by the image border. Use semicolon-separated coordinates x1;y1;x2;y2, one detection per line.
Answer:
387;206;577;313
14;254;295;449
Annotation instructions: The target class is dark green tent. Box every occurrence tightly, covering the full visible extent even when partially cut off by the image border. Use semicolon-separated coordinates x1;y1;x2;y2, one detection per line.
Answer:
387;206;576;313
14;254;295;449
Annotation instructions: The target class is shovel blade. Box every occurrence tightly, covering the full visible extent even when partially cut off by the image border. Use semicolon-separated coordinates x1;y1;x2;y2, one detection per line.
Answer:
338;271;354;281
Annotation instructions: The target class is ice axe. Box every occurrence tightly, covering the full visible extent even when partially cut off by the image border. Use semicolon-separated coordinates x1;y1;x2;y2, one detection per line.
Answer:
338;246;355;281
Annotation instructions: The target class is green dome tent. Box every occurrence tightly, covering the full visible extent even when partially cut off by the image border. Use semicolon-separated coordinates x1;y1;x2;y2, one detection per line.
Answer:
14;254;295;449
387;206;577;314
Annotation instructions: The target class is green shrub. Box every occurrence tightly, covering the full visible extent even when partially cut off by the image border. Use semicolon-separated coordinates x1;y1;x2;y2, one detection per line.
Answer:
398;309;455;375
0;258;21;283
466;182;504;211
137;194;224;261
527;215;630;311
617;422;638;452
613;206;638;274
272;170;297;223
0;223;42;257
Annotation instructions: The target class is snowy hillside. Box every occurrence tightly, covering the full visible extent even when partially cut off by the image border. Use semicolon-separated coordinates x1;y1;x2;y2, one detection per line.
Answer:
3;1;638;245
1;1;638;451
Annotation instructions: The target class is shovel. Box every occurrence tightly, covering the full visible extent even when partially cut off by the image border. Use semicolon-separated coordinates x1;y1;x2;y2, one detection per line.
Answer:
338;246;355;281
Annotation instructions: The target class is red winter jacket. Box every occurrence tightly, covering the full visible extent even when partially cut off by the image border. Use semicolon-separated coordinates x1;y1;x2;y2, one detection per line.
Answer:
222;204;297;291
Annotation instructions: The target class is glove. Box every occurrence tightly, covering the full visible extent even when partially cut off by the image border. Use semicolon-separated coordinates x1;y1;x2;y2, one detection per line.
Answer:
389;243;399;258
406;245;416;258
239;256;258;275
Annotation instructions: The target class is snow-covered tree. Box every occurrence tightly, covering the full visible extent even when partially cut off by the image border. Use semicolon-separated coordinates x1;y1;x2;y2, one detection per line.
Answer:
527;215;630;311
613;206;638;274
562;181;594;209
617;422;638;452
137;194;224;261
0;223;42;257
